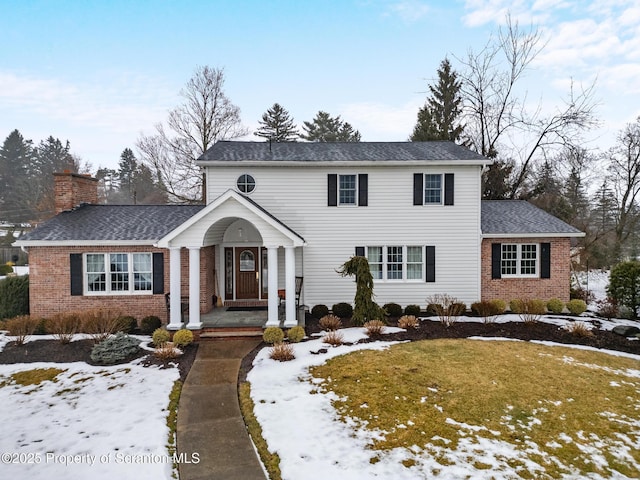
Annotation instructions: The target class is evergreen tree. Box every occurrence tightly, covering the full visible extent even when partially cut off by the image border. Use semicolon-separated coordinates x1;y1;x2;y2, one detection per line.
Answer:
254;103;299;142
33;136;75;218
482;160;514;199
411;58;464;142
0;130;36;222
118;148;138;197
301;111;361;142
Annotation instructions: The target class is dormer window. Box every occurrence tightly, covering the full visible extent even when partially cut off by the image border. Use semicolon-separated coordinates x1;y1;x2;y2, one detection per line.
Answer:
237;174;256;194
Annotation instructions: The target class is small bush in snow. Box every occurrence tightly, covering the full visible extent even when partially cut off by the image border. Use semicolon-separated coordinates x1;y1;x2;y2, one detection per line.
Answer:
47;312;81;344
404;304;421;316
311;304;329;319
398;315;418;329
172;329;193;348
286;326;305;343
81;308;123;343
154;342;182;360
428;294;465;327
489;299;507;314
263;327;284;344
596;297;619;320
547;298;565;314
269;342;295;362
364;319;385;336
90;332;140;365
319;314;342;331
116;315;137;333
565;321;593;337
566;299;587;316
152;328;170;346
322;330;344;346
516;299;546;324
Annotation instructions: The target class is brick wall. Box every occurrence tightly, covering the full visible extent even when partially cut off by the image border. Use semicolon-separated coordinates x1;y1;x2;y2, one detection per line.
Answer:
54;172;99;214
481;237;572;303
28;245;216;324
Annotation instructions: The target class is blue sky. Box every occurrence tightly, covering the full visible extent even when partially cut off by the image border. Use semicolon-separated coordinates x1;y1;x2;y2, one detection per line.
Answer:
1;0;639;170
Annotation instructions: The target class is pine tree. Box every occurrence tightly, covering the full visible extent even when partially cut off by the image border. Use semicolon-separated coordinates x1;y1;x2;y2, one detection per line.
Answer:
0;130;36;222
301;111;361;142
411;58;464;142
118;148;138;198
254;103;299;142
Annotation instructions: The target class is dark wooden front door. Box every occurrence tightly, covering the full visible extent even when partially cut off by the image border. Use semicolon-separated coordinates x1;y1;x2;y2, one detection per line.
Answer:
235;247;259;299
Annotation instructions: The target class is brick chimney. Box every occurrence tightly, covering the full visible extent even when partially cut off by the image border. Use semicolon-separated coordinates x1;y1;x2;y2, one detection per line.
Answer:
54;171;99;214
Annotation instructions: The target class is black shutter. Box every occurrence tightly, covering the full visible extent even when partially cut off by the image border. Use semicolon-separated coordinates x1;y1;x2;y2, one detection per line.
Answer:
328;174;337;206
153;252;164;294
358;174;368;206
491;243;502;279
355;246;365;257
70;254;83;296
540;243;551;279
413;173;423;205
444;173;454;205
426;246;436;282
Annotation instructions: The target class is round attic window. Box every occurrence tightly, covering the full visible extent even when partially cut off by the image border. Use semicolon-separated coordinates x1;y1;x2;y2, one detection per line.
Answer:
237;174;256;194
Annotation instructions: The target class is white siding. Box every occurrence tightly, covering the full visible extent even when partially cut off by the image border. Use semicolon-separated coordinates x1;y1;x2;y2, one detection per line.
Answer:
206;164;483;309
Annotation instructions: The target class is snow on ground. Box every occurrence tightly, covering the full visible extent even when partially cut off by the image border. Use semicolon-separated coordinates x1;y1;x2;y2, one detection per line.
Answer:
0;334;179;480
249;315;640;480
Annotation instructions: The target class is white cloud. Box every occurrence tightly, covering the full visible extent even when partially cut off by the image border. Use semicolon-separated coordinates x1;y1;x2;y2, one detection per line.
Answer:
385;0;431;23
339;99;423;141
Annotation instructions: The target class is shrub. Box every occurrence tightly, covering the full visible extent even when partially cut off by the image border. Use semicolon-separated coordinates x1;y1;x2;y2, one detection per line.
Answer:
397;315;418;329
0;275;29;320
319;314;342;331
383;303;403;317
269;342;295;362
172;329;194;348
90;332;141;365
607;261;640;318
332;302;353;318
322;330;344;346
404;304;421;316
311;304;329;319
489;299;507;314
4;315;39;345
154;343;182;360
286;326;305;343
263;327;285;344
140;315;162;334
516;299;546;324
116;316;138;333
566;299;587;316
364;319;385;336
596;297;619;320
81;308;122;343
547;298;565;314
152;328;171;346
425;303;440;316
509;299;525;314
564;321;593;337
337;256;385;325
0;264;13;275
470;301;500;323
427;294;465;327
47;313;81;344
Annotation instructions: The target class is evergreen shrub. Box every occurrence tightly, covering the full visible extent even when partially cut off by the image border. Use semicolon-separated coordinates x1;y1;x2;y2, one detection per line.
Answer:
0;275;29;320
286;326;305;343
383;303;403;317
90;332;141;365
140;315;162;334
404;304;421;316
331;302;353;318
263;327;284;344
566;299;587;316
152;328;170;346
311;304;329;319
172;329;194;348
547;298;564;314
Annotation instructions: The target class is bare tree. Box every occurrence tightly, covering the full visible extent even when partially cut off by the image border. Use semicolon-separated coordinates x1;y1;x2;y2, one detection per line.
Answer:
137;66;248;203
607;117;640;260
457;15;599;198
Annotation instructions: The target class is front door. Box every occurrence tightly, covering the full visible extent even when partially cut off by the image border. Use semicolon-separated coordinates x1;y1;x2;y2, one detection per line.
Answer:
235;247;259;299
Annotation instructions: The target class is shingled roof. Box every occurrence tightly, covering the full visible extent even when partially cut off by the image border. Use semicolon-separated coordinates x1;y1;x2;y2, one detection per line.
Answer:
198;141;490;163
482;200;583;237
16;205;204;243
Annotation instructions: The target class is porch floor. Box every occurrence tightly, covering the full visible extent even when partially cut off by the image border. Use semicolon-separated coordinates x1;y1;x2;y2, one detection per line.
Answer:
201;306;268;328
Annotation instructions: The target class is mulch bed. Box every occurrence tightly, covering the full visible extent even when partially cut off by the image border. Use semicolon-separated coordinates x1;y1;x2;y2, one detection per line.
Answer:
0;337;199;383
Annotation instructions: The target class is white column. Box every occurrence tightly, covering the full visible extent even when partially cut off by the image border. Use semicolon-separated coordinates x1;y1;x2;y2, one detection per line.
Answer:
187;246;202;330
168;247;182;330
266;246;279;326
284;246;296;327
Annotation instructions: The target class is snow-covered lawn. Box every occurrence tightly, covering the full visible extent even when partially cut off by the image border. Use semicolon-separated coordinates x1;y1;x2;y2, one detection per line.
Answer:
249;314;640;480
0;335;179;480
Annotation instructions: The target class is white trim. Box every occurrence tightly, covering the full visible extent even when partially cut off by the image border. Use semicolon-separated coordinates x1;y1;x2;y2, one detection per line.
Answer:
198;159;493;168
156;189;305;248
14;240;157;247
82;252;154;296
500;243;539;278
337;173;358;207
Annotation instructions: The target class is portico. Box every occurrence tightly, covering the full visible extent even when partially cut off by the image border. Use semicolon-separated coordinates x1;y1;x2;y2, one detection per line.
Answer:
157;190;305;331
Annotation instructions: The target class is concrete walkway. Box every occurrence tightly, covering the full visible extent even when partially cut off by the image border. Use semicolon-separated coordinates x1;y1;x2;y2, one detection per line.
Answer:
177;338;266;480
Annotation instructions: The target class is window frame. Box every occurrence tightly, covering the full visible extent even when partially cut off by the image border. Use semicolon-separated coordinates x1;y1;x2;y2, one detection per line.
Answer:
338;174;358;206
500;243;539;278
84;252;154;295
424;173;443;205
236;174;256;194
365;246;424;282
